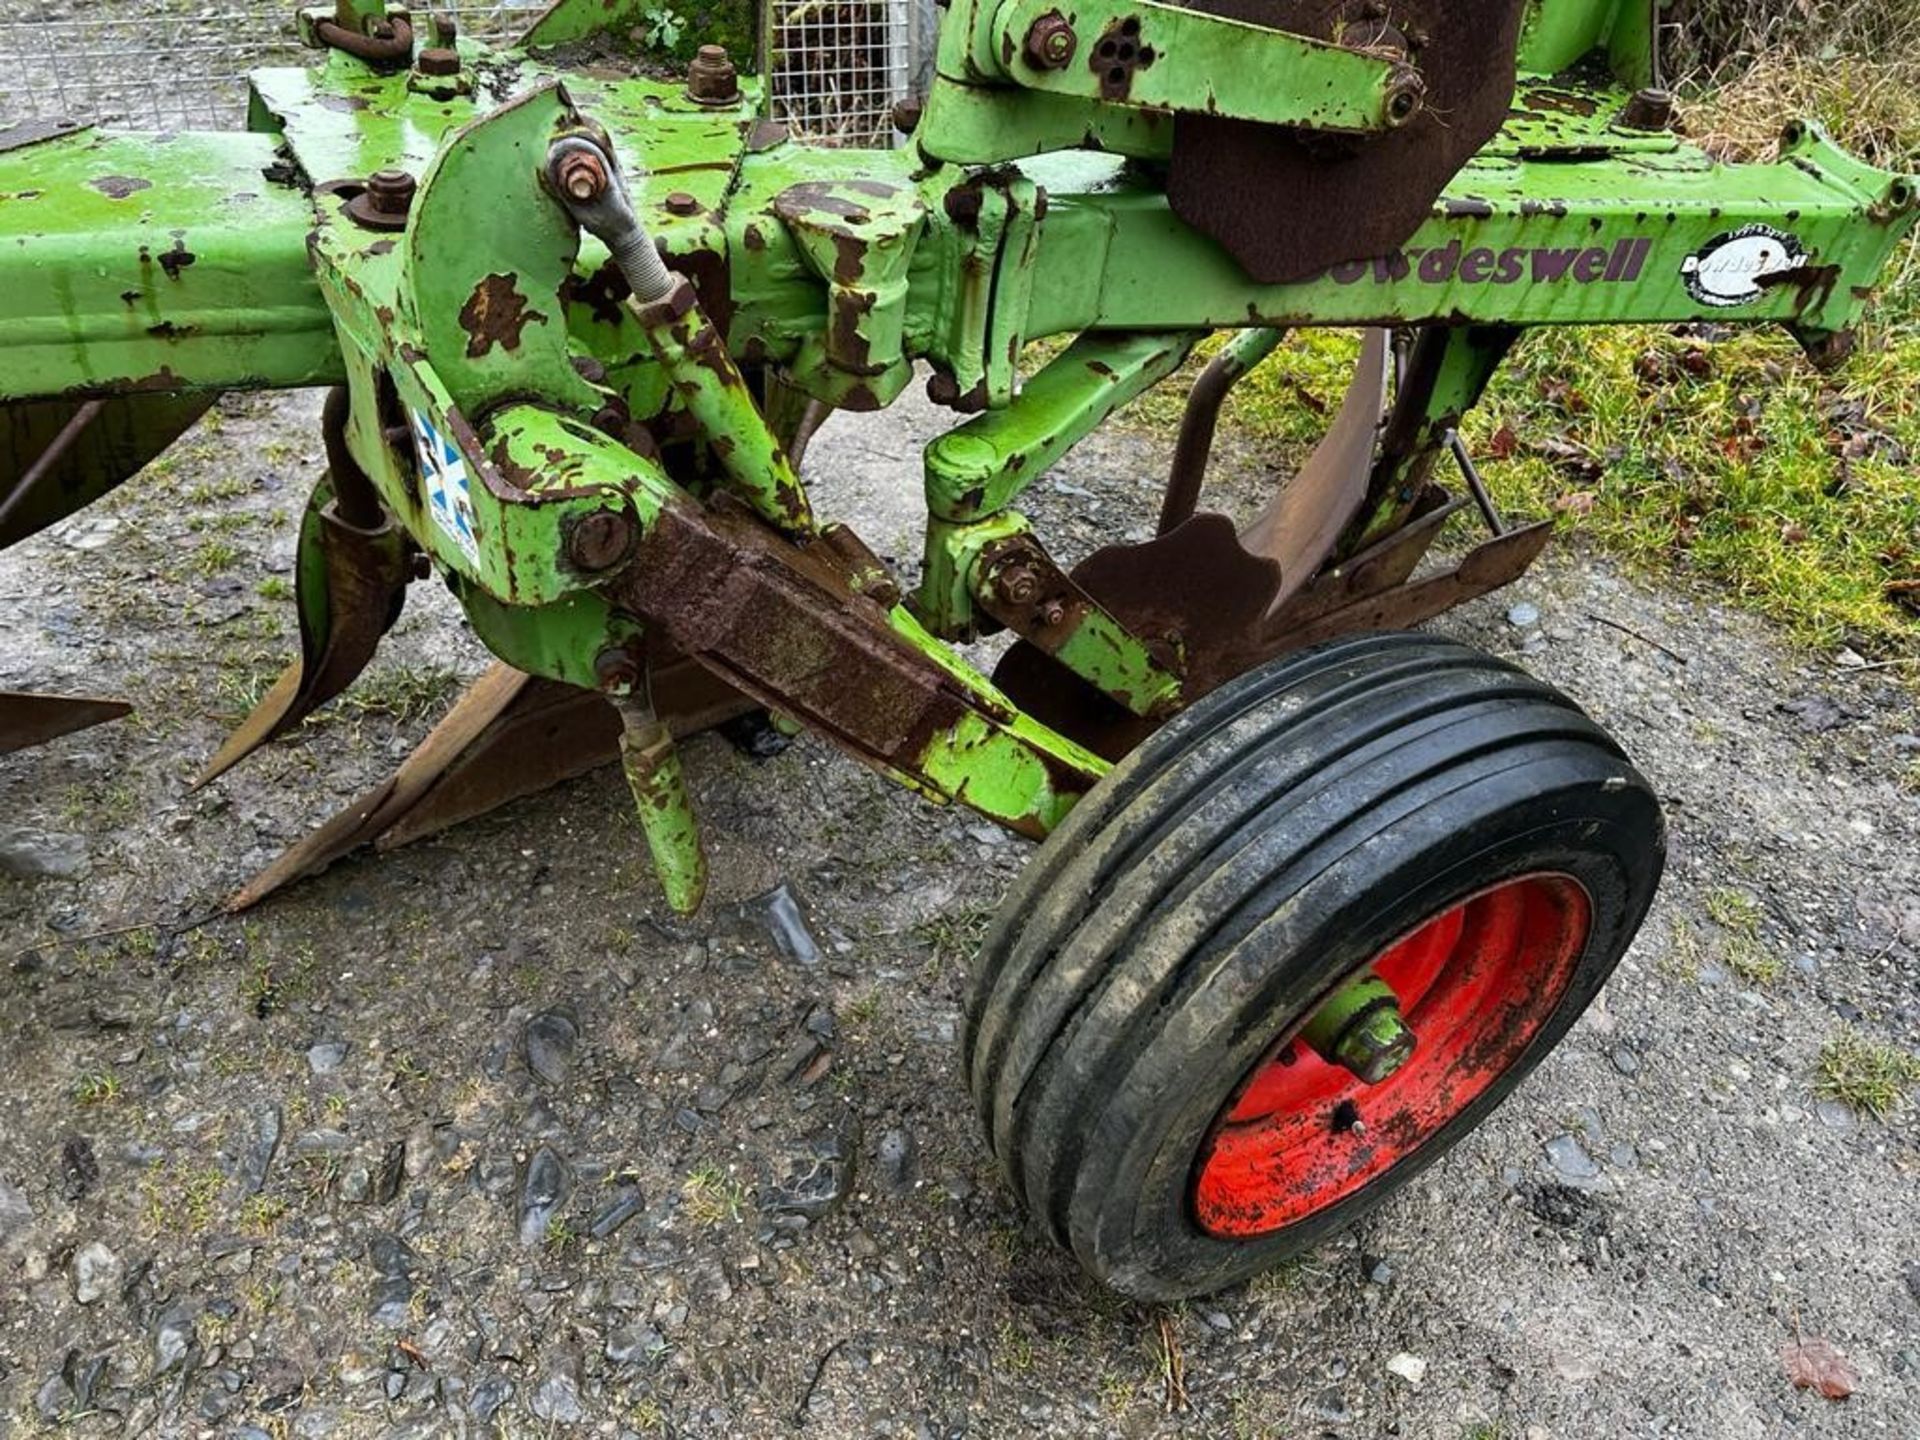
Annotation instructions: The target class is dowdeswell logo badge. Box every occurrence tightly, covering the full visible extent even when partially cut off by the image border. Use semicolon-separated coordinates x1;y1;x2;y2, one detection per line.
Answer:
1682;225;1811;308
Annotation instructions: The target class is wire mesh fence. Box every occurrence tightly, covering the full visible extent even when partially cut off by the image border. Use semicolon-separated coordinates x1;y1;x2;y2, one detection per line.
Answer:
766;0;914;148
0;2;928;145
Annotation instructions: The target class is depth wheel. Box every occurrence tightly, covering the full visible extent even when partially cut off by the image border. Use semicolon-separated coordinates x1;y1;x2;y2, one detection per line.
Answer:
964;632;1664;1300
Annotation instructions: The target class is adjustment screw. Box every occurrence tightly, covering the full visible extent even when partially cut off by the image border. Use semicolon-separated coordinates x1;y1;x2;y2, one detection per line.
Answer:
1023;11;1077;70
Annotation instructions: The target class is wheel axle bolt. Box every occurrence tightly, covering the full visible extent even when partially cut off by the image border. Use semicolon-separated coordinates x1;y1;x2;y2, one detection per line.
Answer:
1024;11;1077;70
1301;972;1418;1085
1333;1005;1418;1085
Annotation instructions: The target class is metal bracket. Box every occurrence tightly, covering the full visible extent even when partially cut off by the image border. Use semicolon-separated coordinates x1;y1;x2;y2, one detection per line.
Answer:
990;0;1421;133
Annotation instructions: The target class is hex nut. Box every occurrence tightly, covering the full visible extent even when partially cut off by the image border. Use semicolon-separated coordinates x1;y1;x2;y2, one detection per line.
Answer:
686;44;740;104
1023;11;1077;70
1620;86;1676;132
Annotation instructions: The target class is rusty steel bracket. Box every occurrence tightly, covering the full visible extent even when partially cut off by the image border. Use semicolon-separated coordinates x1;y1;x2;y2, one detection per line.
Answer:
1269;517;1556;654
973;531;1184;720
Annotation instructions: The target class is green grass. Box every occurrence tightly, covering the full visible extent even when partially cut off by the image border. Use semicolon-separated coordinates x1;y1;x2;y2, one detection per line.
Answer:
72;1071;123;1106
680;1165;747;1227
1815;1028;1920;1119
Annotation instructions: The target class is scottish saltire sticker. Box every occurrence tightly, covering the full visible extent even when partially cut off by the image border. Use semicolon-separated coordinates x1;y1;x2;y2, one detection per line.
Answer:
410;409;480;567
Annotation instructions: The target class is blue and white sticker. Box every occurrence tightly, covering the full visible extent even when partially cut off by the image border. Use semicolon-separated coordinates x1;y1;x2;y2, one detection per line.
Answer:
411;409;480;567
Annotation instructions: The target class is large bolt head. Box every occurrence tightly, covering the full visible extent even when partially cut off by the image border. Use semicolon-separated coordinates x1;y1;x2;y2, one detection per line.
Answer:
568;512;635;573
1620;86;1676;132
686;44;741;104
416;46;461;77
1024;12;1077;70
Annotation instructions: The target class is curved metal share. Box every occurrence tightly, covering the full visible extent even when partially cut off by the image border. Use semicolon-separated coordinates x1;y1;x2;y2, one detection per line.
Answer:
195;388;413;787
1239;329;1391;617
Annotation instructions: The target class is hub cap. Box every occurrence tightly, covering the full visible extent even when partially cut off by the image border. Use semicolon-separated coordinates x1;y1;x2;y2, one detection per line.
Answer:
1193;874;1593;1239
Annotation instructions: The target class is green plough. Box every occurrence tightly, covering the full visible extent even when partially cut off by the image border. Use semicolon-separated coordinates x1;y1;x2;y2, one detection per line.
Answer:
2;0;1911;1298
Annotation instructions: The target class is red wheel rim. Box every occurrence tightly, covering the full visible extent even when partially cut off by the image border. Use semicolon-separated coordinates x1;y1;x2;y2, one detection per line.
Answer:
1192;874;1593;1240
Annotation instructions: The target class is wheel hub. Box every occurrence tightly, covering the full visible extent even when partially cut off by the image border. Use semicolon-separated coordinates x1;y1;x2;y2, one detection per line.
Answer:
1192;873;1593;1240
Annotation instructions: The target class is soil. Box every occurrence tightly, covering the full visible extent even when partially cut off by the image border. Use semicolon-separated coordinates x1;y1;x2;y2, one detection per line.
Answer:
4;375;1917;1439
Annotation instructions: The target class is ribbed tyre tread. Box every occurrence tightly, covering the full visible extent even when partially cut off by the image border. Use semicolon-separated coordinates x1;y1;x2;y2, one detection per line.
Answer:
963;634;1663;1300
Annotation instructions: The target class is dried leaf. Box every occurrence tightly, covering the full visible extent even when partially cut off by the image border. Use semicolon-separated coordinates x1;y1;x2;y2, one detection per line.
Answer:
1554;492;1597;518
1486;424;1519;461
1781;1337;1857;1400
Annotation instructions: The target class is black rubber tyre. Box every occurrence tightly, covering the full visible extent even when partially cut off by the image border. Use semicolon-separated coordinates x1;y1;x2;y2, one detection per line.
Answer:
963;632;1665;1301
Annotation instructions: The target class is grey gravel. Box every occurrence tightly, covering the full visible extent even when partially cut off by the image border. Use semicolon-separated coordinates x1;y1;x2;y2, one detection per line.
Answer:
518;1145;572;1246
70;1240;120;1304
524;1008;580;1086
1543;1132;1602;1181
0;827;89;880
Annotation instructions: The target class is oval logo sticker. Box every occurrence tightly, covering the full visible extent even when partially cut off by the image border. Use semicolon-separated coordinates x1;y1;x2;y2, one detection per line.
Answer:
1682;225;1810;308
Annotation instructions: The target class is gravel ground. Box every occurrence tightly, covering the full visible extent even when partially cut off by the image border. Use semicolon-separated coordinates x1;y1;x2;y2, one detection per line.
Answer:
3;372;1918;1439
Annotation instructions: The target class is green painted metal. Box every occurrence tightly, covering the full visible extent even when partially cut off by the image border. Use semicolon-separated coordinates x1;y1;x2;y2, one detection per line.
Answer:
0;129;340;399
620;701;710;915
1;0;1917;912
918;510;1032;639
635;279;818;536
1352;326;1520;550
926;331;1202;523
989;0;1413;133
